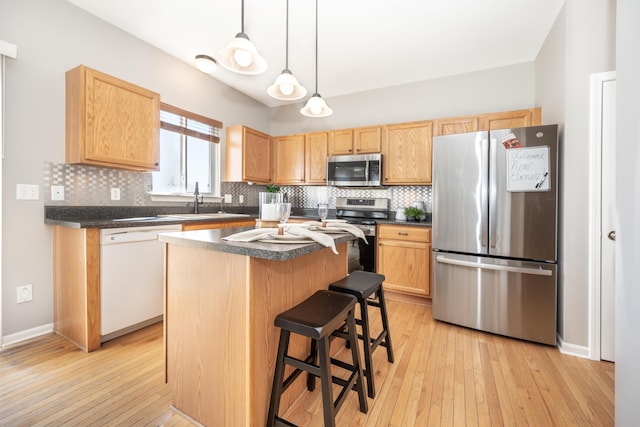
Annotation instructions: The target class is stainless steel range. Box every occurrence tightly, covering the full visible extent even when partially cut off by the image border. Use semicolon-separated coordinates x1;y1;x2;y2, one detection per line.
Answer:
335;197;389;272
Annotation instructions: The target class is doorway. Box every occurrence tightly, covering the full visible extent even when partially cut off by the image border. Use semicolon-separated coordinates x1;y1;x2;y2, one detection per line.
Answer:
589;71;616;362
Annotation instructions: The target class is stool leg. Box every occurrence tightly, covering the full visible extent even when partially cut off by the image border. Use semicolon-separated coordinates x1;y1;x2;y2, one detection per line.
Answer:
306;338;317;391
267;330;290;427
377;288;394;363
318;336;336;427
347;310;369;413
359;298;376;399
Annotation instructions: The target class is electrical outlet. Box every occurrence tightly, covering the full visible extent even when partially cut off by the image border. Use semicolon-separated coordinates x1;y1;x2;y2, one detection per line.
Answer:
111;188;121;201
51;185;65;201
16;184;39;200
224;194;232;203
17;284;32;303
239;195;244;204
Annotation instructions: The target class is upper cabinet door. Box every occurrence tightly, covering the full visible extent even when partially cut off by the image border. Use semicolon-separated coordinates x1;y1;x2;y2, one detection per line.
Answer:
66;65;160;171
479;108;542;131
354;126;382;154
433;116;480;136
274;134;306;185
226;125;272;184
305;132;328;184
382;120;433;185
328;129;354;155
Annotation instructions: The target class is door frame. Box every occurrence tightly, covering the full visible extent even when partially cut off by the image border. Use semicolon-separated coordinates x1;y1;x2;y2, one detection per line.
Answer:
588;71;616;361
0;41;17;346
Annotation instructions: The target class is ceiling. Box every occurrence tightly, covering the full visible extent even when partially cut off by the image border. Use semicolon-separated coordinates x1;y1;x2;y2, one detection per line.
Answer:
65;0;565;108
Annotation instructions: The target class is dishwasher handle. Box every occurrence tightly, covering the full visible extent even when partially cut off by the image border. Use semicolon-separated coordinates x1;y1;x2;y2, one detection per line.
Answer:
100;226;181;245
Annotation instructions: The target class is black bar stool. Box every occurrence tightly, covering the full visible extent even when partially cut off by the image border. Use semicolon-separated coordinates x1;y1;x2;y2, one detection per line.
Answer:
329;271;394;399
267;290;368;427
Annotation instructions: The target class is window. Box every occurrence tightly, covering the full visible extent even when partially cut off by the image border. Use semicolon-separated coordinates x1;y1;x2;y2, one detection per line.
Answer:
152;103;223;195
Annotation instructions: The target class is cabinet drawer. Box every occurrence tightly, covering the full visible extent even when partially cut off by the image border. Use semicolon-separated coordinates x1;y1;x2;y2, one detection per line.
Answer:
378;225;431;242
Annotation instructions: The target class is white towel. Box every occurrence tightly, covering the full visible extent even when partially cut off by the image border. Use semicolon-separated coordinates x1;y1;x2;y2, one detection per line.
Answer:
301;221;368;243
223;226;338;254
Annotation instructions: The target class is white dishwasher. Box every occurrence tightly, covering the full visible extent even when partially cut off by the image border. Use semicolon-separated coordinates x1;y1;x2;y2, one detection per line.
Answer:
100;224;181;342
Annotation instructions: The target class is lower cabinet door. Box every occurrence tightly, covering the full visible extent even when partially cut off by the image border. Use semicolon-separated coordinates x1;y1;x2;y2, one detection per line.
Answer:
377;238;431;297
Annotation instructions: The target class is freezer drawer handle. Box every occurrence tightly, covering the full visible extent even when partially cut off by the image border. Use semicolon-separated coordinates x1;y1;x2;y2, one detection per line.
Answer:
436;255;553;276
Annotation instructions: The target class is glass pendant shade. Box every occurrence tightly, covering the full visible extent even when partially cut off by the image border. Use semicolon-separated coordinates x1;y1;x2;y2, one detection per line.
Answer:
194;54;218;74
216;32;267;75
268;69;307;100
300;93;332;117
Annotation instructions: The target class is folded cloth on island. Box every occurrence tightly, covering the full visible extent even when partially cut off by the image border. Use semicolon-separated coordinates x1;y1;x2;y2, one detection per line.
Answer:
301;221;368;243
223;227;338;254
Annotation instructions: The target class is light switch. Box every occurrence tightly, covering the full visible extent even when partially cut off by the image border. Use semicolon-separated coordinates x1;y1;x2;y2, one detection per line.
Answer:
16;184;39;200
224;194;232;203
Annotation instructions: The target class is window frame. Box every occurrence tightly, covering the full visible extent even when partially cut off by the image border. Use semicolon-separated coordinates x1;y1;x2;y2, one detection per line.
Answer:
151;103;223;198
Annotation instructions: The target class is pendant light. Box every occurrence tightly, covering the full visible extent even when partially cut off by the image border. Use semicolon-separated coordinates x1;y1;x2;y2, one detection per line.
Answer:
216;0;267;75
300;0;332;117
267;0;306;100
194;54;218;74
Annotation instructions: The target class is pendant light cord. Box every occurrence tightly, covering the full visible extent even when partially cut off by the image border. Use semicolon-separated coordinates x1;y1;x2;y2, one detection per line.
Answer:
314;0;318;93
241;0;245;33
285;0;289;69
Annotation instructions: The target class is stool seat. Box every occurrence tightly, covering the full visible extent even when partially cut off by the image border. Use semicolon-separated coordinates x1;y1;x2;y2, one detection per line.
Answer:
275;290;357;340
328;270;385;300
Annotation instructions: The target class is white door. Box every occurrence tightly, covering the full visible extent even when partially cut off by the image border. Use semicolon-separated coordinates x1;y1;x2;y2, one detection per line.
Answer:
600;78;616;362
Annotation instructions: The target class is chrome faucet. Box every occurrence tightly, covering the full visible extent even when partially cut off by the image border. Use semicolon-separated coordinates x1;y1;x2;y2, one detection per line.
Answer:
193;182;204;214
219;197;225;214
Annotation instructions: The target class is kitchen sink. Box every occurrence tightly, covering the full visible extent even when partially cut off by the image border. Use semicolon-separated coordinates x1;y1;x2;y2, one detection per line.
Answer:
158;213;251;220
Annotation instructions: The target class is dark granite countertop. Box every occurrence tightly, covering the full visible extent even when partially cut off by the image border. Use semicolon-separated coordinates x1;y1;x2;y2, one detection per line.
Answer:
158;226;357;261
44;206;256;229
376;219;432;227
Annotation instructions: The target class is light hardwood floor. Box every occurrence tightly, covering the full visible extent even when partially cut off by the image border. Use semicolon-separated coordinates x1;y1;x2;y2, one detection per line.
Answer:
0;299;614;426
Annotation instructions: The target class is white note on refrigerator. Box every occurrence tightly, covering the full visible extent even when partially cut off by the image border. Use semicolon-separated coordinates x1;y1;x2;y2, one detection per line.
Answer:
506;146;550;192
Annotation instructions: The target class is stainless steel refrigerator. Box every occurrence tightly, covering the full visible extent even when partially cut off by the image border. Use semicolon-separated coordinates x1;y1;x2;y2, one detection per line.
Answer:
432;124;558;345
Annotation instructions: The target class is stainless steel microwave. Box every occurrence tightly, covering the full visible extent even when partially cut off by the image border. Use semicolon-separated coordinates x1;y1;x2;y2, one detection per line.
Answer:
327;153;382;187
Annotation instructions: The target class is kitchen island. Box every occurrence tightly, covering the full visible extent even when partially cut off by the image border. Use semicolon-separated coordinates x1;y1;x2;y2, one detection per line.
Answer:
158;227;353;427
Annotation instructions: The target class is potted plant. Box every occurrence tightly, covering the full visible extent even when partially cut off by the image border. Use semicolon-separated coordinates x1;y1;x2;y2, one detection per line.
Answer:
260;184;283;221
404;206;424;222
265;184;280;193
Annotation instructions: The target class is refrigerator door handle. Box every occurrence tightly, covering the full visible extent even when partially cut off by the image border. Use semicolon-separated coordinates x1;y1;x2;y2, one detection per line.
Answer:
481;137;489;248
435;255;553;277
489;137;498;248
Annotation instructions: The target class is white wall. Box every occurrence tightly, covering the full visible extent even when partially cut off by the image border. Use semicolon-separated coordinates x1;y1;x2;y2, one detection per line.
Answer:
269;63;536;136
0;0;269;337
615;0;640;422
535;0;616;351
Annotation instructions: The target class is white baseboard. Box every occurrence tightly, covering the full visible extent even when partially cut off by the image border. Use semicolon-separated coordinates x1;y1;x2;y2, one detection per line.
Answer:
556;333;591;359
1;323;53;348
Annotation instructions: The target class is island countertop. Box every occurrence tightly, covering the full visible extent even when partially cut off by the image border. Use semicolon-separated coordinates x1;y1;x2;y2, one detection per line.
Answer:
158;226;357;261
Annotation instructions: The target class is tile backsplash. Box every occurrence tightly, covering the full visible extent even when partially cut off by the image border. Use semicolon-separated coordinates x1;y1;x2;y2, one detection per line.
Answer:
43;162;431;211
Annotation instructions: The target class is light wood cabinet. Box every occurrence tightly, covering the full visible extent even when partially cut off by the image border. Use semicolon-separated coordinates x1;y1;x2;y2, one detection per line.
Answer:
274;134;306;185
328;126;381;155
479;108;542;131
65;65;160;171
226;125;272;184
381;120;433;185
377;225;431;297
305;131;329;184
328;129;354;155
433;108;542;136
433;116;480;136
